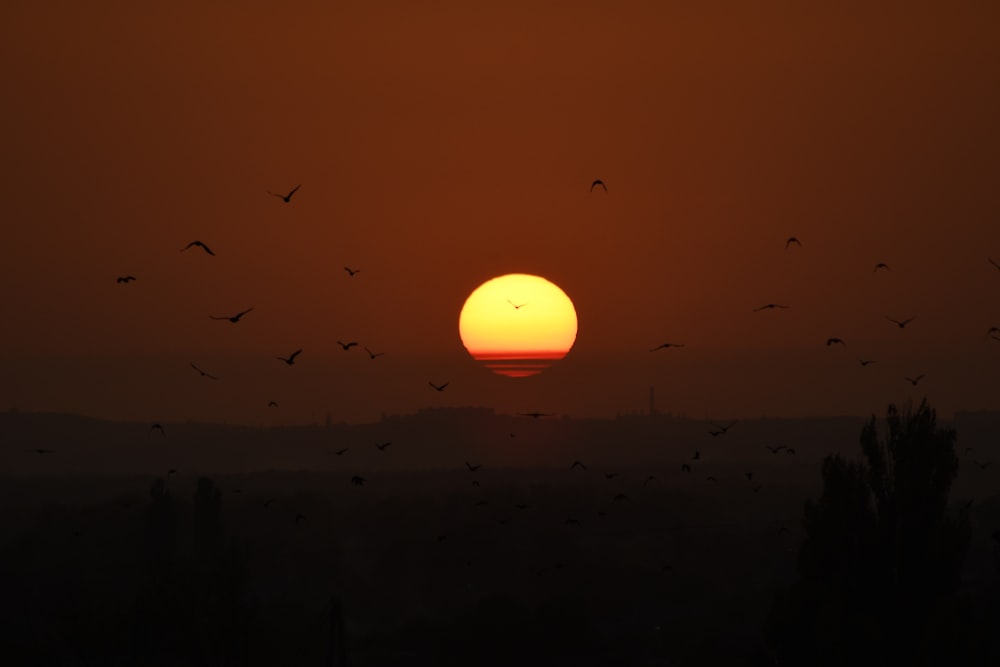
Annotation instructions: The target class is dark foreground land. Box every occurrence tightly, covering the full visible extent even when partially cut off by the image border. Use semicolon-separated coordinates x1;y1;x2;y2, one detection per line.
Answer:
1;408;999;665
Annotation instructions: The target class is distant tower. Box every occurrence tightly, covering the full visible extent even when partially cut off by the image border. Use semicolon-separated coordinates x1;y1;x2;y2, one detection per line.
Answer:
649;386;656;416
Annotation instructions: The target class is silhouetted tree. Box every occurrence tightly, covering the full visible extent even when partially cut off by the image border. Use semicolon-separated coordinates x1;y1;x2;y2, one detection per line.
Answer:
766;400;971;666
134;477;182;662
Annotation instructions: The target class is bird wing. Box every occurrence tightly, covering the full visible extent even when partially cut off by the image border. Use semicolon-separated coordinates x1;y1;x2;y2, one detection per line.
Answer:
290;349;302;360
990;257;1000;270
288;184;301;198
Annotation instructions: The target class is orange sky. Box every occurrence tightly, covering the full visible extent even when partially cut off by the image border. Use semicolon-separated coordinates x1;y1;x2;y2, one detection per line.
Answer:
2;1;1000;424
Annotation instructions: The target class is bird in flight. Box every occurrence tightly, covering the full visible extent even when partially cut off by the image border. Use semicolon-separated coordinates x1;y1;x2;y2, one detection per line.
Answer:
604;472;620;480
754;303;790;312
465;461;482;472
429;381;449;392
643;475;658;486
268;184;301;203
764;445;786;454
712;420;737;433
590;179;607;192
351;475;365;486
785;237;801;249
858;359;877;367
887;316;916;329
189;363;219;380
571;460;587;470
705;476;718;483
565;518;581;526
332;448;349;456
873;262;890;273
364;347;385;359
692;450;701;461
150;423;165;436
210;307;254;323
649;343;684;351
267;401;279;408
25;448;55;454
826;338;846;347
612;493;630;502
181;240;215;256
972;460;992;470
681;463;692;473
904;374;925;387
989;257;1000;271
263;498;278;508
986;326;1000;338
336;341;358;351
507;299;527;309
343;267;360;277
277;349;302;365
116;275;136;284
295;513;306;525
519;412;553;419
375;441;392;451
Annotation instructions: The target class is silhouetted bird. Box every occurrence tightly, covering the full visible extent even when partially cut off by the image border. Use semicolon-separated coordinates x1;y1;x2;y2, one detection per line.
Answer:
785;237;801;249
904;374;925;387
336;341;358;351
660;564;674;573
873;262;890;273
150;423;165;436
465;461;482;472
571;460;587;470
277;349;302;365
565;518;581;526
519;412;553;419
692;450;701;460
753;485;763;493
166;469;177;476
181;240;215;256
612;493;629;502
649;342;684;351
437;535;447;542
591;179;607;192
826;338;846;347
973;460;993;470
351;475;365;486
429;381;449;392
268;184;301;203
364;347;385;359
332;448;349;456
708;429;724;437
887;316;916;329
190;363;219;380
514;504;530;510
375;441;392;451
507;299;527;309
472;480;481;488
989;257;1000;271
964;447;975;456
643;475;657;486
268;401;279;408
681;464;691;473
765;445;786;454
295;513;305;525
710;420;737;434
705;476;718;483
786;448;797;455
25;448;54;454
497;517;511;525
343;266;360;276
605;472;620;480
210;307;254;323
754;303;790;311
858;358;877;367
474;500;489;507
116;275;136;283
745;472;753;481
263;498;277;508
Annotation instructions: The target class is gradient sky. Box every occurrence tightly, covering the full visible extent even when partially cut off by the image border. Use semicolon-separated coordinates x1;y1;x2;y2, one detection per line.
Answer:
2;1;1000;425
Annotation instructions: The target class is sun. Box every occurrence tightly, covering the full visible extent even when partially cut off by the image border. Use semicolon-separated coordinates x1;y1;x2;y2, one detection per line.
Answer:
459;274;578;377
